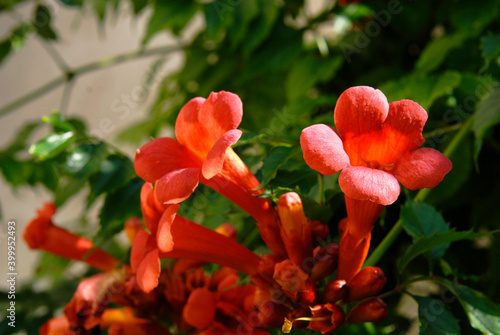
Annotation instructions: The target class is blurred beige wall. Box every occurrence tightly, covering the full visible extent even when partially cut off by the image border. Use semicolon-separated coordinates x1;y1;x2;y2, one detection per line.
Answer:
0;1;185;289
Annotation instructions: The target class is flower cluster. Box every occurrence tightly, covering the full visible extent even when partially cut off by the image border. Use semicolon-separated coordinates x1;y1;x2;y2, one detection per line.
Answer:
25;88;451;335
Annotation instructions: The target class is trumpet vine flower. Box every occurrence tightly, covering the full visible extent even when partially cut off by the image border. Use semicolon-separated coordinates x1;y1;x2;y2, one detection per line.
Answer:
23;203;120;272
301;86;452;281
134;91;286;259
131;183;261;293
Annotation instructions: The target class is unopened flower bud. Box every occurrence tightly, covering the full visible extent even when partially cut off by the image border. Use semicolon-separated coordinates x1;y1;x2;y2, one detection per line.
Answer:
346;267;386;302
347;297;388;324
310;220;330;246
323;279;347;303
277;192;313;266
310;242;339;281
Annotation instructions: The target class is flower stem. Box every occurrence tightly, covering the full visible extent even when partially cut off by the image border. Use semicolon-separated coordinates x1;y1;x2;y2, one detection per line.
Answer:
364;116;474;267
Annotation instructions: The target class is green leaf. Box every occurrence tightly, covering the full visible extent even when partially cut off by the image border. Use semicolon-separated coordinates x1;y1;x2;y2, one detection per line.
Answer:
379;71;462;110
33;4;58;40
88;154;135;204
259;146;297;187
65;143;108;178
96;178;143;243
449;0;500;35
415;32;469;75
481;34;500;65
398;229;497;272
412;295;460;335
286;54;343;101
473;87;500;158
54;176;87;207
0;23;32;65
401;201;450;260
441;280;500;335
204;0;233;41
242;0;279;54
227;0;259;48
28;131;74;160
425;134;473;205
42;111;74;133
142;0;199;44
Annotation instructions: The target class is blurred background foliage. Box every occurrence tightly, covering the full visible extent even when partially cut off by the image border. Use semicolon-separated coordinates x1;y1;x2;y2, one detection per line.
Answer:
1;0;500;334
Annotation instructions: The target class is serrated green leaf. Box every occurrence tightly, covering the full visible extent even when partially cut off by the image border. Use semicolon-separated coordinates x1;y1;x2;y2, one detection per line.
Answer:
441;280;500;335
142;0;199;44
33;4;57;40
286;55;343;101
259;146;297;187
473;87;500;158
415;33;469;75
65;143;108;178
54;176;86;207
28;131;74;160
0;157;33;188
96;178;143;243
88;154;134;196
401;201;450;260
412;295;460;335
399;230;497;272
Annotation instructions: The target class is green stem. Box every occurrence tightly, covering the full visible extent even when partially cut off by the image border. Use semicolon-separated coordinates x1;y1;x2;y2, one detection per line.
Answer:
364;116;474;267
0;44;182;118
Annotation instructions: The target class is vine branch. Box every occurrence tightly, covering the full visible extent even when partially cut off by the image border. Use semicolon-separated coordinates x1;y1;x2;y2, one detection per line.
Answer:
0;44;182;118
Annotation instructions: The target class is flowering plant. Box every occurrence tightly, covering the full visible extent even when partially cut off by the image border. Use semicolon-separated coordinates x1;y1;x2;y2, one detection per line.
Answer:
1;1;500;335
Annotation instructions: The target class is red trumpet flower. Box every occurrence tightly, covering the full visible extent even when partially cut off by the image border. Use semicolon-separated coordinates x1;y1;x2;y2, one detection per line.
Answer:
134;91;286;258
301;86;452;281
131;183;261;293
23;203;119;271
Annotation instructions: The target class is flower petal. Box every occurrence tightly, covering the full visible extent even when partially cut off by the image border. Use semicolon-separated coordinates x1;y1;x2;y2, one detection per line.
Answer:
379;99;427;158
334;86;389;138
159;215;260;275
300;124;350;175
339;166;401;205
140;183;164;234
130;231;155;272
202;129;242;179
182;288;217;329
156;204;180;253
199;91;243;144
393;148;453;190
175;97;212;156
136;248;161;293
134;137;201;183
155;168;200;205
